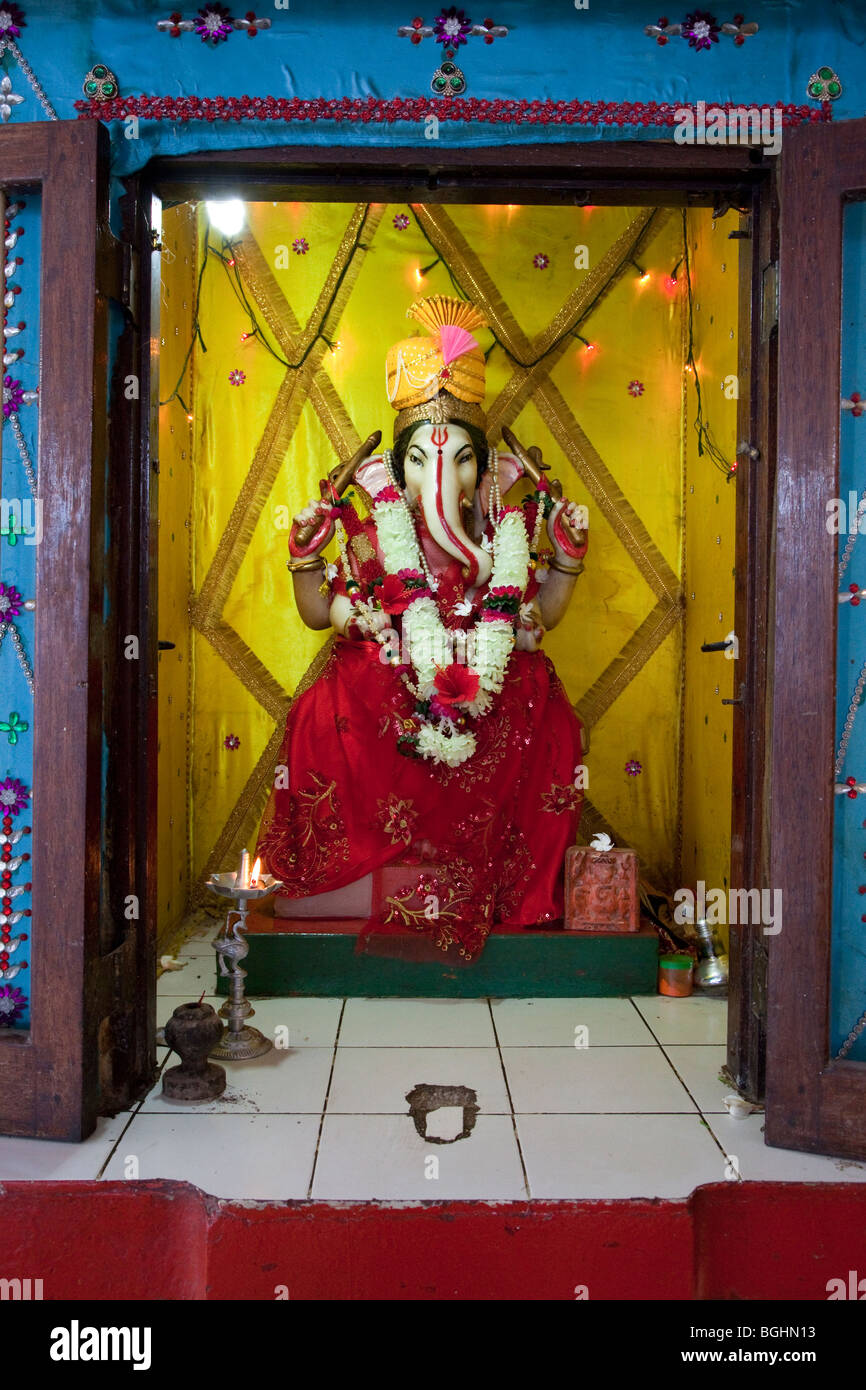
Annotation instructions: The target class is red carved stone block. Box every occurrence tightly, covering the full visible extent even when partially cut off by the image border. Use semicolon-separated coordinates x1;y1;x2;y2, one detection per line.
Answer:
563;845;640;933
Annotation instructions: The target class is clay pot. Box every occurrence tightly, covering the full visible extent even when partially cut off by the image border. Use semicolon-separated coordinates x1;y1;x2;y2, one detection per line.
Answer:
162;1002;226;1102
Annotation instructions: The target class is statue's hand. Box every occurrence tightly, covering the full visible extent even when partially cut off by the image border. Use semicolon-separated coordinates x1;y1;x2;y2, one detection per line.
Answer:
548;498;588;562
501;426;562;501
290;432;383;559
515;599;545;652
292;497;334;554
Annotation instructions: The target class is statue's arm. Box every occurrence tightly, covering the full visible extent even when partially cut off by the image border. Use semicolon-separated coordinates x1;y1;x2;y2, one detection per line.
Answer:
536;499;588;631
289;498;334;630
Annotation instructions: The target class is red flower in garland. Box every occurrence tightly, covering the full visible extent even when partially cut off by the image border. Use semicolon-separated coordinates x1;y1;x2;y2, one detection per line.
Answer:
433;662;480;708
377;573;413;615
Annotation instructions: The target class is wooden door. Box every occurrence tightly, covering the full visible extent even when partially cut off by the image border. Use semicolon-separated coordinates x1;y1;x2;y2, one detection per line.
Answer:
765;116;866;1159
0;121;154;1140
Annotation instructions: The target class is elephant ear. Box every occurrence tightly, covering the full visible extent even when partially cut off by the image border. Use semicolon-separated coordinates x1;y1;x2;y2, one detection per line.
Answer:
477;452;525;517
353;455;392;507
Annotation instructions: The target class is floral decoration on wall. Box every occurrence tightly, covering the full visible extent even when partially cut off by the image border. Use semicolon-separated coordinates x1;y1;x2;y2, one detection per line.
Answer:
156;6;272;41
398;10;507;94
644;11;758;48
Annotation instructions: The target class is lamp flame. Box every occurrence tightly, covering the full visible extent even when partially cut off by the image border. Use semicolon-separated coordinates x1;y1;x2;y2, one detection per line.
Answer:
250;857;262;887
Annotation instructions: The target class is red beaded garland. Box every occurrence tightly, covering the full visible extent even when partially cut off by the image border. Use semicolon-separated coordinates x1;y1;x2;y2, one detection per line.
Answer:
73;95;830;130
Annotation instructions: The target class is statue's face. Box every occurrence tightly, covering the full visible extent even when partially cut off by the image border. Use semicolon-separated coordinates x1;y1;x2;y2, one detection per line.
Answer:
401;422;492;586
402;423;478;507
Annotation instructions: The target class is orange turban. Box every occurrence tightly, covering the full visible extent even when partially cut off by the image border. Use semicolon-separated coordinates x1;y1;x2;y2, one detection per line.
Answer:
386;297;488;434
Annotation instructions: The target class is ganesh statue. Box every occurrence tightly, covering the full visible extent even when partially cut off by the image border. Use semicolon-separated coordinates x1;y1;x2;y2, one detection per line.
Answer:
255;296;588;961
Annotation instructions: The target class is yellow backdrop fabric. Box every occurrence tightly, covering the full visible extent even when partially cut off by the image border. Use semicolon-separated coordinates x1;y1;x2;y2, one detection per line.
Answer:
156;199;738;936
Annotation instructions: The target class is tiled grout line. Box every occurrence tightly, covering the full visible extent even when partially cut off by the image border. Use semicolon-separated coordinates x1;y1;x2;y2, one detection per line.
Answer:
623;995;664;1042
306;998;347;1199
625;997;736;1170
487;998;531;1199
94;1050;172;1180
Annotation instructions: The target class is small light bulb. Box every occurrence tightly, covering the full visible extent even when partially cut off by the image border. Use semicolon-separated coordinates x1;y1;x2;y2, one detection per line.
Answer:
187;411;194;421
205;198;245;238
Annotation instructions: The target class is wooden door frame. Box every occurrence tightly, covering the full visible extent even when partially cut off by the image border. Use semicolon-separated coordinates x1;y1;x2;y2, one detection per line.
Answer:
0;121;126;1139
119;138;777;1104
764;118;866;1158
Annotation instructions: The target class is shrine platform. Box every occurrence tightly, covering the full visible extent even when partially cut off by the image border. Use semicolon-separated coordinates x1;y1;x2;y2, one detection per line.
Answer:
217;912;659;998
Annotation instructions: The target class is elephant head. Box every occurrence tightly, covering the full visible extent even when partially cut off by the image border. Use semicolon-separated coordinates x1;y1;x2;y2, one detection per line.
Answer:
398;421;493;587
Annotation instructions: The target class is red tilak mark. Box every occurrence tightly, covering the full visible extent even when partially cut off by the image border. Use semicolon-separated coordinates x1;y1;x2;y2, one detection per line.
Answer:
434;435;478;585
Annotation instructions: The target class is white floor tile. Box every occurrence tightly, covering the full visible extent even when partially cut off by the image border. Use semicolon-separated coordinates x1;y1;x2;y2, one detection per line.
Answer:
517;1113;726;1198
328;1047;510;1114
705;1113;866;1183
141;1046;334;1114
0;1114;132;1181
312;1114;526;1199
631;993;728;1044
101;1113;319;1199
176;928;223;958
491;997;655;1047
156;995;343;1050
340;998;495;1047
502;1046;698;1114
156;957;218;997
663;1045;730;1112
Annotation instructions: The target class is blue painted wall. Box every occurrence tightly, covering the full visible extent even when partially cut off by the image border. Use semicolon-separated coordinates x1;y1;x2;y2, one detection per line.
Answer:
832;203;866;1061
0;194;39;1029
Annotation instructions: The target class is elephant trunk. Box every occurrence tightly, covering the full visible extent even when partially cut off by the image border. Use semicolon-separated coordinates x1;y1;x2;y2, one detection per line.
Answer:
420;446;492;588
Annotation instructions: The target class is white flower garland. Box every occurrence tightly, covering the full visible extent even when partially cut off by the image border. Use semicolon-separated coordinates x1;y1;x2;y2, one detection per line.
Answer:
356;450;531;767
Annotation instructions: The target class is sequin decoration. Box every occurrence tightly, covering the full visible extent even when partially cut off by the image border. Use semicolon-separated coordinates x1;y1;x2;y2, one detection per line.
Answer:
0;984;26;1026
82;63;118;102
628;380;645;396
644;11;758;48
807;66;842;101
0;775;29;815
0;4;26;40
431;58;466;96
625;759;643;777
533;253;550;270
156;7;271;40
0;712;28;746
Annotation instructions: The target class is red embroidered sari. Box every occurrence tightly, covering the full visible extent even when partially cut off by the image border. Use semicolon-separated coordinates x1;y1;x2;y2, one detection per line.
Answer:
256;512;584;960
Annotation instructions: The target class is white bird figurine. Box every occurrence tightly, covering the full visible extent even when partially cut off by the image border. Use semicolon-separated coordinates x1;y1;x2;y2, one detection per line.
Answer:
590;832;614;852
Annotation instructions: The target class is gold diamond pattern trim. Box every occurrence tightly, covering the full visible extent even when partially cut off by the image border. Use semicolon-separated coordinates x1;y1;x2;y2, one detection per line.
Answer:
186;199;689;897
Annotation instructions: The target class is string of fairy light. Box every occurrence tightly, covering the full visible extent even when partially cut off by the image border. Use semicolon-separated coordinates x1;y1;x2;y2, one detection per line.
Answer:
161;199;738;479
